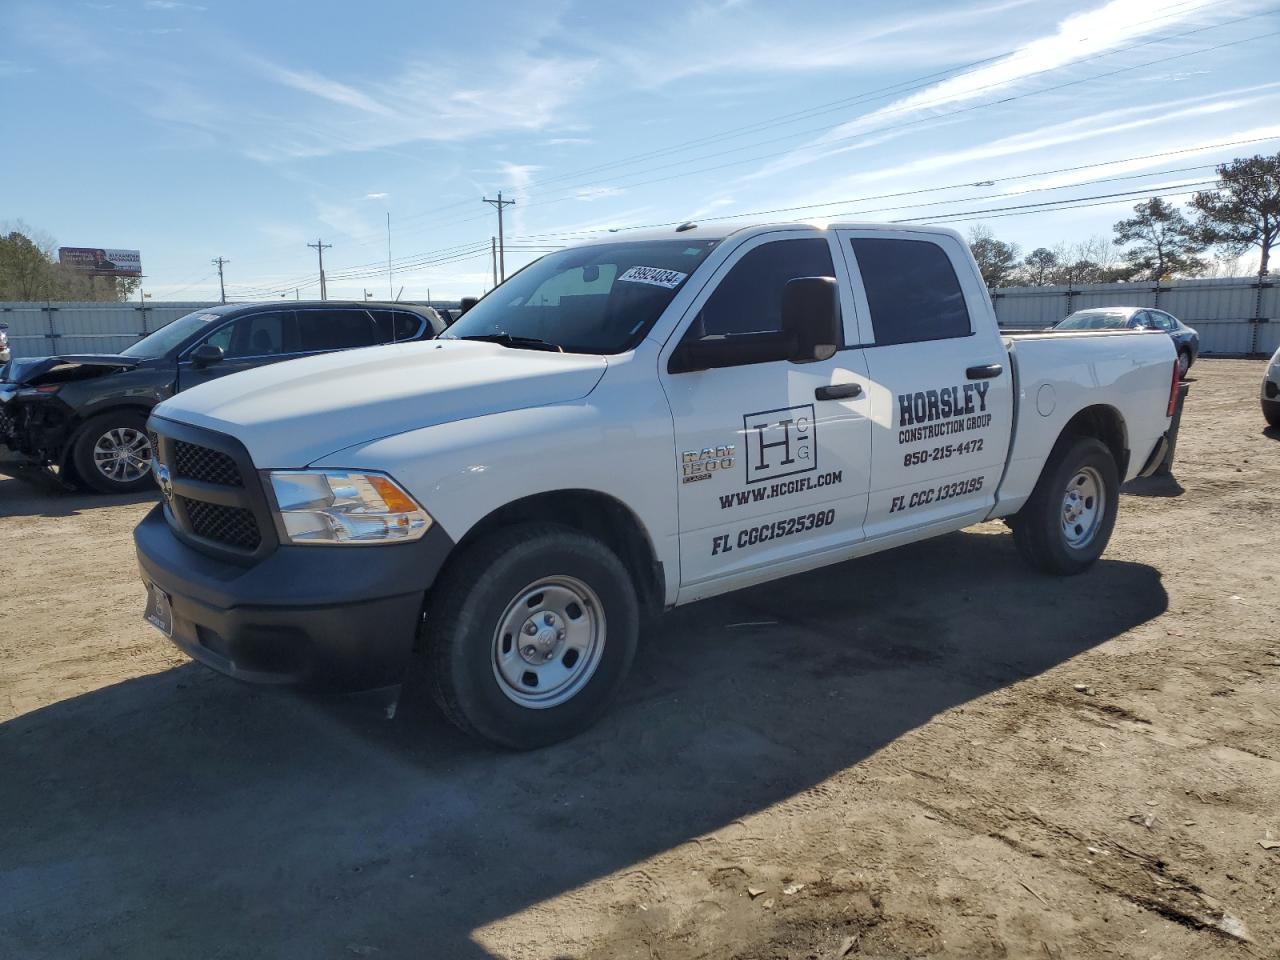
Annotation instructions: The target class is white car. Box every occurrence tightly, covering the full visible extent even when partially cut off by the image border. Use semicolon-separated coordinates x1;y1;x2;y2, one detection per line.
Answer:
135;221;1180;748
0;324;10;366
1264;344;1280;428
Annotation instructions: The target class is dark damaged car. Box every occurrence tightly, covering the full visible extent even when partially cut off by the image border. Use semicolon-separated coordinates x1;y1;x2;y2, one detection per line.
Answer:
0;302;447;493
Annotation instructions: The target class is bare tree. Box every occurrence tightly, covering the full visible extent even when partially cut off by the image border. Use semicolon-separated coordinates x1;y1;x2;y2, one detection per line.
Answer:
1191;152;1280;275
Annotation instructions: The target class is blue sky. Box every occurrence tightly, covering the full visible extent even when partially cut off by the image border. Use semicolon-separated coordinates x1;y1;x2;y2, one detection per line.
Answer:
3;0;1279;301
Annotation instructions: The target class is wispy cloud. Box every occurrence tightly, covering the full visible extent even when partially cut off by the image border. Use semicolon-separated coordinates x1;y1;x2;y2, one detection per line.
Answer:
0;59;35;76
364;192;389;200
144;1;206;10
541;137;594;146
744;0;1222;181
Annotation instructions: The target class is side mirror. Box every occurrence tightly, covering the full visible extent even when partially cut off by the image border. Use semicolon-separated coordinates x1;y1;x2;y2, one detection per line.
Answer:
781;277;840;363
459;297;478;316
190;343;224;368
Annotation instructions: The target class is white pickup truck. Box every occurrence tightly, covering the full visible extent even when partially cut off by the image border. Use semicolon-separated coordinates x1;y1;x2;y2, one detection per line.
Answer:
135;222;1181;747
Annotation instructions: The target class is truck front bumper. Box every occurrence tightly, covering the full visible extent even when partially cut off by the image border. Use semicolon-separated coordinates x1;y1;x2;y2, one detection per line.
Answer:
134;504;453;691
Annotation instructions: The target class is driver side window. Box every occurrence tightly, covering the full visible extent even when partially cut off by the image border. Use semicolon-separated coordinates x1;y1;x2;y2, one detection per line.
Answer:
685;238;837;342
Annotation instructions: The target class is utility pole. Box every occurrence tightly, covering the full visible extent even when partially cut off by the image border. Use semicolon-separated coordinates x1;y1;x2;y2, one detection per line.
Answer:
211;256;229;304
482;191;515;282
307;238;332;301
386;212;393;300
491;236;498;289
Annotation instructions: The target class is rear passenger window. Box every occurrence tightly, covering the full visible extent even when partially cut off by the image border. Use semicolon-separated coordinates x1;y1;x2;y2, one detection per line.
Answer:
297;309;379;352
692;238;836;339
370;309;425;342
851;238;971;346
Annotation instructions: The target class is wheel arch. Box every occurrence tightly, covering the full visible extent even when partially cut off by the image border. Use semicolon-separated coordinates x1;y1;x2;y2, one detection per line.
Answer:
449;489;666;616
1055;403;1128;478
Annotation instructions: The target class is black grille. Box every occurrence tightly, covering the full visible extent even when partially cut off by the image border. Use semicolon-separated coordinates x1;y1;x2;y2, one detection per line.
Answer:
180;497;261;551
173;440;242;486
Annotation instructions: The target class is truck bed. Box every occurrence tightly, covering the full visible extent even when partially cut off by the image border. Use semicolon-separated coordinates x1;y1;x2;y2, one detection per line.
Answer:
992;328;1176;518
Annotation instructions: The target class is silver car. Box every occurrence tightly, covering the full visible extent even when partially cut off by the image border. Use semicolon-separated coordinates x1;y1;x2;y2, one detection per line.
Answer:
0;324;9;366
1263;344;1280;429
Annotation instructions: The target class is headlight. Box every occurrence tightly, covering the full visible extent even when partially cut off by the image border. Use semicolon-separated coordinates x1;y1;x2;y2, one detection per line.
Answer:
267;470;432;545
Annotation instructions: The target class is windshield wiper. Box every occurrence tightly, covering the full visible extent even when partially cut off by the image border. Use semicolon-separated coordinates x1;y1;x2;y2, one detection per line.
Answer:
457;333;563;353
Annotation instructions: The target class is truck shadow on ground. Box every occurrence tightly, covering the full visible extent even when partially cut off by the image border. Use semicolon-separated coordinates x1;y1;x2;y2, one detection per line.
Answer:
0;459;158;518
0;527;1167;959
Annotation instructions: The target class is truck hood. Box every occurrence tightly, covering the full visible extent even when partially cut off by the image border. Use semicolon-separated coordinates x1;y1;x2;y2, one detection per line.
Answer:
2;353;140;386
153;339;609;467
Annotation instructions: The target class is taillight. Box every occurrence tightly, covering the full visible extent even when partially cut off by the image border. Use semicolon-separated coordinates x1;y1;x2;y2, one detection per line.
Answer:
31;383;62;395
1166;358;1180;417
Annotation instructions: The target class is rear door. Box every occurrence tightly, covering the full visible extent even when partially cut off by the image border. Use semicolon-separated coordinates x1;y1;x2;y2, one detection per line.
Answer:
294;307;383;356
177;309;298;391
659;229;874;591
835;230;1013;540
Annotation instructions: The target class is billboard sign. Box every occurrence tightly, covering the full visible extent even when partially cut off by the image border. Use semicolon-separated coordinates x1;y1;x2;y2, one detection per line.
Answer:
58;247;143;278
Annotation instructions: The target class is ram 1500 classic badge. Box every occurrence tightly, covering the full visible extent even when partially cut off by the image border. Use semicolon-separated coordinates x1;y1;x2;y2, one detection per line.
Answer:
681;445;736;483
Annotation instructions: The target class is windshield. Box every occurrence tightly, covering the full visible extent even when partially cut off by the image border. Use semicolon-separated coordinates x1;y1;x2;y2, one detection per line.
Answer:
1056;310;1132;330
121;308;232;358
442;239;720;353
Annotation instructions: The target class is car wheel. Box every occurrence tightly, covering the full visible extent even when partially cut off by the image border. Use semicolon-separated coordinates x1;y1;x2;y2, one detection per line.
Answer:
71;411;155;494
1012;435;1119;575
1264;398;1280;429
1178;349;1191;379
422;522;639;749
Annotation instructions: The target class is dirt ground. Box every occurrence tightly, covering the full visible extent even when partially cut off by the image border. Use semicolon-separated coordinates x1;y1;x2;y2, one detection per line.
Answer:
1;358;1277;960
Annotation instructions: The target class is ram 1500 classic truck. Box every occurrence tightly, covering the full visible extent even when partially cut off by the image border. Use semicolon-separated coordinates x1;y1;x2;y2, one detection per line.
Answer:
134;223;1181;748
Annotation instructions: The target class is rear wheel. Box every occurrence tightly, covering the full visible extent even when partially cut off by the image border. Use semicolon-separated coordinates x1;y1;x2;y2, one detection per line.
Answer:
71;411;154;494
1264;398;1280;429
1012;436;1119;575
1177;349;1191;379
422;523;639;749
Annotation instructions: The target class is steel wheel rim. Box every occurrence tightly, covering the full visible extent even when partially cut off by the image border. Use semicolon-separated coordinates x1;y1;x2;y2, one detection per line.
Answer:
92;427;153;483
1061;465;1105;549
492;575;606;709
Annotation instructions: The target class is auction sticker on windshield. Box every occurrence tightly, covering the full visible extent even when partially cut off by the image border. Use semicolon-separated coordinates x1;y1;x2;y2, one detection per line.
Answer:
617;266;687;289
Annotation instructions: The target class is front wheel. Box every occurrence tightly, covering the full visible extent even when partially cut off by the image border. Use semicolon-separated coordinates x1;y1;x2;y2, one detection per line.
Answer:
1012;436;1119;575
71;411;155;494
422;523;639;749
1264;398;1280;429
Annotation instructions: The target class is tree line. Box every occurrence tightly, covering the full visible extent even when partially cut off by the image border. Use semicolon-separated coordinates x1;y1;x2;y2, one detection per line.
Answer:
0;221;140;302
968;152;1280;288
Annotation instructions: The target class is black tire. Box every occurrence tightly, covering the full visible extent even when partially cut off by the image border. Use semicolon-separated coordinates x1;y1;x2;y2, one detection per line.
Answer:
71;411;155;494
1011;436;1119;575
1264;398;1280;429
422;523;639;749
1177;349;1191;379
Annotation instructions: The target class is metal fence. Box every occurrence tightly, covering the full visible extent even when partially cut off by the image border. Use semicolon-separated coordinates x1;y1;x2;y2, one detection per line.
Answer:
0;301;460;360
1;302;219;359
2;279;1276;359
990;276;1277;356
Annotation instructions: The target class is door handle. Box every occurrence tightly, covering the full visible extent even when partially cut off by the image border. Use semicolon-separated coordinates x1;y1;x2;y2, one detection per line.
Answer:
815;382;862;401
966;363;1003;379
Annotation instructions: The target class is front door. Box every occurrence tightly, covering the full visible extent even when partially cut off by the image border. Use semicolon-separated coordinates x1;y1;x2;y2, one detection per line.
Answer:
177;309;297;391
835;230;1013;540
659;230;874;594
